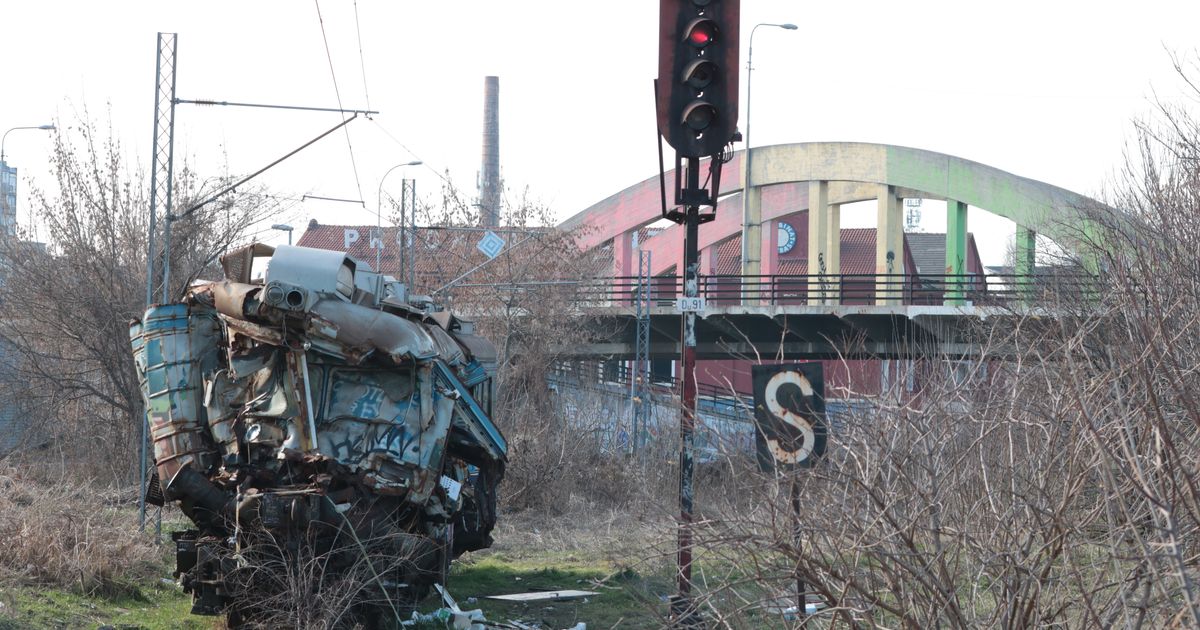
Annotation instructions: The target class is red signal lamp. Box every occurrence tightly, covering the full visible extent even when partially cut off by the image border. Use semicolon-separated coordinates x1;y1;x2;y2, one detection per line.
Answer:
684;19;717;47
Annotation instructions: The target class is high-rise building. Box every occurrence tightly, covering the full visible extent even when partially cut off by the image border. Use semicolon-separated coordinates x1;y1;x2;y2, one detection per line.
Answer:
0;161;16;236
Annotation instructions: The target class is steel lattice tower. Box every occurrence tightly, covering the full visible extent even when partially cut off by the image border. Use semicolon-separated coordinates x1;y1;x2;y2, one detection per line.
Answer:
632;249;652;452
140;32;178;531
147;32;178;304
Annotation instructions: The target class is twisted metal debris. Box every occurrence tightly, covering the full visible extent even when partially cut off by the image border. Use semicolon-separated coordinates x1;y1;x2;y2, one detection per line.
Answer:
130;244;506;623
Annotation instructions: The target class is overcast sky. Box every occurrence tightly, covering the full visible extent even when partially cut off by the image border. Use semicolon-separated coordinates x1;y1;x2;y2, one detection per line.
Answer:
1;1;1197;264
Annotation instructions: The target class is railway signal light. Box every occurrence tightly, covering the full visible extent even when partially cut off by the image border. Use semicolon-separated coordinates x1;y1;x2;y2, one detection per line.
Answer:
658;0;741;158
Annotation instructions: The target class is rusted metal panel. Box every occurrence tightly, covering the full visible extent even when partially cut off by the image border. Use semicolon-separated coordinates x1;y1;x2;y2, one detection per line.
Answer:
307;298;440;363
219;242;275;284
209;281;261;320
450;330;498;375
130;304;218;492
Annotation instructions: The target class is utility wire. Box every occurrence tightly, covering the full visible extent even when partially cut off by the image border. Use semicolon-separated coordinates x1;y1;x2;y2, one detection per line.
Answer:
353;0;371;112
171;115;358;221
314;0;366;204
370;119;450;184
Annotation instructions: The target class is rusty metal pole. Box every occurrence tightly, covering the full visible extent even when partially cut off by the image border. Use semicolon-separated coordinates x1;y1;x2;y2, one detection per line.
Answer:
792;478;807;619
677;156;701;616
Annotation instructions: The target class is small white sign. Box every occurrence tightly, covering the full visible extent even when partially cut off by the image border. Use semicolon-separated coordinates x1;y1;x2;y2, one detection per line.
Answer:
676;296;706;313
439;475;462;502
476;231;505;259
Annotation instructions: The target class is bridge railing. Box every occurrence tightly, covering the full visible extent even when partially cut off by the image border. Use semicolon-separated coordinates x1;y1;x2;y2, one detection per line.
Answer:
572;272;1099;307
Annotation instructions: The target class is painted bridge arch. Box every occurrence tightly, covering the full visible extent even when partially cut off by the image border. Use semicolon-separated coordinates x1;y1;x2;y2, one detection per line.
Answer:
561;142;1108;302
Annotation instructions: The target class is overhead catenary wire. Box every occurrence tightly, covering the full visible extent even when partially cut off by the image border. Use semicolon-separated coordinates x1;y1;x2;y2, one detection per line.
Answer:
313;0;366;204
171;115;358;222
353;0;371;112
370;119;450;184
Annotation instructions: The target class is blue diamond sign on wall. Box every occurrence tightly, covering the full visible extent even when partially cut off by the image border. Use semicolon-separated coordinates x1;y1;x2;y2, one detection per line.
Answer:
476;231;506;259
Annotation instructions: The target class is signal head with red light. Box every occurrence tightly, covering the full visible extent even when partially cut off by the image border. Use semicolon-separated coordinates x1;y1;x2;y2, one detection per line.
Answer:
657;0;741;158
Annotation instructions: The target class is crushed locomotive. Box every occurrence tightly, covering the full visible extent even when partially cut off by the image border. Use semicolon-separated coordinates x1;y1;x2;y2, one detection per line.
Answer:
129;244;506;621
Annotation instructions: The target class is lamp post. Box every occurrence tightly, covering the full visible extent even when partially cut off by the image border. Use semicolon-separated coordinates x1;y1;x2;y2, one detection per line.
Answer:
271;223;294;245
0;124;55;164
740;23;796;301
1;124;55;234
376;160;422;278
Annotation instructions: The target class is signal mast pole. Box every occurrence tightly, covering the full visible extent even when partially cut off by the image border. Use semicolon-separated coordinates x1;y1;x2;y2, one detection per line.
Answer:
677;157;701;602
657;0;740;620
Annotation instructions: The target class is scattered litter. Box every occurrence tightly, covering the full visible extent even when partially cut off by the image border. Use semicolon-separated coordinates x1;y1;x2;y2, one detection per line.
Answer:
436;583;460;610
402;605;489;629
453;610;487;629
398;584;489;629
782;604;822;619
486;589;599;603
403;608;452;626
760;600;825;618
562;624;586;630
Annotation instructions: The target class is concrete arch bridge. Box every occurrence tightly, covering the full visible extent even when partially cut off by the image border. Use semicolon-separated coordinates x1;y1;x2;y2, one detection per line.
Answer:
558;142;1109;361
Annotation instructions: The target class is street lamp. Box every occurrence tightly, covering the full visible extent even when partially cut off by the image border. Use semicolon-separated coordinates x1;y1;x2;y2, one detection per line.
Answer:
271;223;294;245
376;160;423;277
1;124;55;164
1;124;55;234
740;23;796;297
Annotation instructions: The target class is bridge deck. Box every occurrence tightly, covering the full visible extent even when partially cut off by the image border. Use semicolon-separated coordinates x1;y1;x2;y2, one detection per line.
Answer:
572;304;1041;360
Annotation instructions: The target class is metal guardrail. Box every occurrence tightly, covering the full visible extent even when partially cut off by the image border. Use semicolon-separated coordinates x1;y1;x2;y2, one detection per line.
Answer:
566;272;1099;307
548;370;753;425
551;363;749;402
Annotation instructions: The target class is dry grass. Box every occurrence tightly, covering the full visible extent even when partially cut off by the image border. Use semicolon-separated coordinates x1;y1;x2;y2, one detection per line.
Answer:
0;464;163;598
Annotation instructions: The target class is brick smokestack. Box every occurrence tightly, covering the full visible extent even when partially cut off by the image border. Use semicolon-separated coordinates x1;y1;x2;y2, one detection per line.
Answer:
480;76;500;228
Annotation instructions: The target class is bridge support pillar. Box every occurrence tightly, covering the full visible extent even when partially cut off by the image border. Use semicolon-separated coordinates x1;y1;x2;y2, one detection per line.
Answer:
876;185;904;304
760;219;778;277
613;231;636;305
826;202;842;298
740;182;764;305
1015;227;1037;303
807;180;833;304
945;200;968;305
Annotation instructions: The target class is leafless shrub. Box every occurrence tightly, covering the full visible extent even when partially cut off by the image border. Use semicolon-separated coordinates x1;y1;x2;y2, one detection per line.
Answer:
498;377;682;515
0;465;161;598
0;109;288;481
644;54;1200;629
220;527;438;629
388;183;654;515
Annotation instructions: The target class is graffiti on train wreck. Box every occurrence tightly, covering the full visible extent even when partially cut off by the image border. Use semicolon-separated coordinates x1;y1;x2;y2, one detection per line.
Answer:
129;243;505;623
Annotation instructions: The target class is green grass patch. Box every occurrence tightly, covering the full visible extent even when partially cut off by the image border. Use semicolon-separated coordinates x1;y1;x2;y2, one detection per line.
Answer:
0;581;215;630
415;550;674;629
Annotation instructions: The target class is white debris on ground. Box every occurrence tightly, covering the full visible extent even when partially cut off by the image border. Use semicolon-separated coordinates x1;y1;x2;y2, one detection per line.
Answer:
400;584;588;630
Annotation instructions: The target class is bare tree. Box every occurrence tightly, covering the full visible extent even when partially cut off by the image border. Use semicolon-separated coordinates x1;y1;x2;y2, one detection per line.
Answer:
0;111;285;481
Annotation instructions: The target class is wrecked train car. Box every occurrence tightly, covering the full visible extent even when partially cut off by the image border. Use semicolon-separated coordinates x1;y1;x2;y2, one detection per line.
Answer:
129;244;506;621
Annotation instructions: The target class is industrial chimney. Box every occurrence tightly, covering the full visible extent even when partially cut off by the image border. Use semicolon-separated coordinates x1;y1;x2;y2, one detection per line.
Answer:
479;76;500;228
